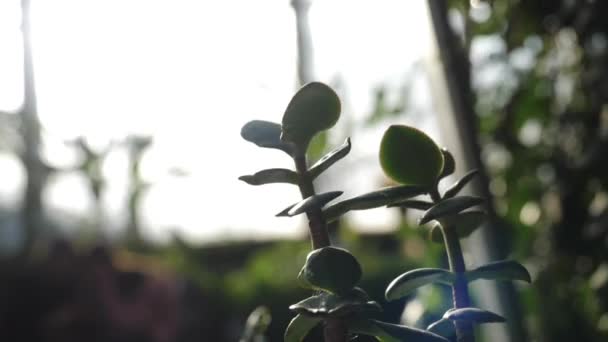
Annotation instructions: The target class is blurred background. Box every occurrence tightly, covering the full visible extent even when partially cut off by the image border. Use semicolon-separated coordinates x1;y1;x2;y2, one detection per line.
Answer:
0;0;607;341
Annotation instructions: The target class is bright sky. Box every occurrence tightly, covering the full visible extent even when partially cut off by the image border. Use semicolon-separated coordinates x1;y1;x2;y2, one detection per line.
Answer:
0;0;435;245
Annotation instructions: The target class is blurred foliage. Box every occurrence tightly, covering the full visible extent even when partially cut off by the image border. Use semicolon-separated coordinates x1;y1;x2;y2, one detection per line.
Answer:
446;0;608;340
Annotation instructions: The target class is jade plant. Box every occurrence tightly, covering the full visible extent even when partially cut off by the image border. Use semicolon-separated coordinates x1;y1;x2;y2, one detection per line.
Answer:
379;125;532;341
239;82;530;342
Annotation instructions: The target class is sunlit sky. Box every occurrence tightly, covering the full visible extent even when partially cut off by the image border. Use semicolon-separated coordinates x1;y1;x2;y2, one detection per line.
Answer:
0;0;437;245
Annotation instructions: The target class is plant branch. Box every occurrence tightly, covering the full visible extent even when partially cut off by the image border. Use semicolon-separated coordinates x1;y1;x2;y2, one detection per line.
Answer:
293;151;331;249
430;186;474;342
442;224;474;342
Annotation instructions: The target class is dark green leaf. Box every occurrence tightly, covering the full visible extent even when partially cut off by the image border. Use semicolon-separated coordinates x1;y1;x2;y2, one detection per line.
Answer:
287;191;343;217
240;120;294;156
276;203;297;217
429;210;486;242
308;137;351;179
346;317;448;342
238;168;298;186
438;149;455;179
284;314;321;342
419;196;484;225
323;185;428;223
281;82;341;149
443;170;480;199
385;268;455;301
466;260;531;283
380;125;444;186
289;290;381;317
298;247;362;294
348;319;449;342
426;318;454;337
443;307;506;324
387;199;433;210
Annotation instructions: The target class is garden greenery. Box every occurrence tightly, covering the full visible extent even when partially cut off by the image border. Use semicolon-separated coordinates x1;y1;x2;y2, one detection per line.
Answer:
239;82;531;342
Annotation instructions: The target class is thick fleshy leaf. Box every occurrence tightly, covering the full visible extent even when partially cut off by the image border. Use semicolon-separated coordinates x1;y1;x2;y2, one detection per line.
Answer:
438;149;455;179
240;120;294;156
308;138;351;179
387;199;433;211
348;318;449;342
298;247;362;294
323;185;428;223
287;191;343;217
385;268;455;301
281;82;341;148
429;211;486;243
466;260;531;283
427;318;454;337
443;307;506;324
419;196;484;225
379;125;444;186
284;314;322;342
443;169;480;199
289;290;381;317
238;168;298;186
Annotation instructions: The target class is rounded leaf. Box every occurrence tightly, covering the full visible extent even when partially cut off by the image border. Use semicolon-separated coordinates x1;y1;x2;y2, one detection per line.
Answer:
380;125;444;186
281;82;341;148
298;247;362;294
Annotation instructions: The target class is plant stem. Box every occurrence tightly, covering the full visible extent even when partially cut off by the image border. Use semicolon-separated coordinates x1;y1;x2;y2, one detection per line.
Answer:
430;188;474;342
293;149;345;342
293;152;331;249
443;225;474;342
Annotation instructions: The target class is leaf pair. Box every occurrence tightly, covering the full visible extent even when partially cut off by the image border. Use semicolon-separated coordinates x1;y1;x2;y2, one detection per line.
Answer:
242;82;341;153
384;261;531;302
286;312;449;342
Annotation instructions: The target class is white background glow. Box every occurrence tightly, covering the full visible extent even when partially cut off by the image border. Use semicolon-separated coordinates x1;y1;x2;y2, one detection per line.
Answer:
0;0;434;244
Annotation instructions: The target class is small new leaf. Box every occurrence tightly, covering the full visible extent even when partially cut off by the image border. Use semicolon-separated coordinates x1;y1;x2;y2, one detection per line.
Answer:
466;260;531;283
443;307;506;325
419;196;484;225
385;268;456;301
438;149;455;179
323;185;428;223
298;247;362;295
284;314;321;342
443;169;480;199
380;125;444;186
429;210;486;243
287;191;343;217
308;137;351;179
240;120;294;156
238;168;298;186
